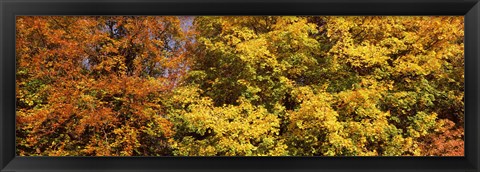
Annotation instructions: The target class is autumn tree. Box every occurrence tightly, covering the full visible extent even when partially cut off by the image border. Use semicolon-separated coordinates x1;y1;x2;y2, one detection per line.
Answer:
185;16;464;156
16;16;188;156
325;16;464;155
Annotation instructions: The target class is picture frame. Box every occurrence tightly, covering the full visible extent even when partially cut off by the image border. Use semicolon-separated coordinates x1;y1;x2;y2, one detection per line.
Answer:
1;0;479;171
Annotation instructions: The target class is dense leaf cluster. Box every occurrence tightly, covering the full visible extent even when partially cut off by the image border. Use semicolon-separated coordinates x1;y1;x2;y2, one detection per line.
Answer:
16;16;464;156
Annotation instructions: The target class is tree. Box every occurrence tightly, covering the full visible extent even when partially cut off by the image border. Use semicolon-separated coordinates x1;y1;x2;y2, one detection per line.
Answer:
16;16;187;156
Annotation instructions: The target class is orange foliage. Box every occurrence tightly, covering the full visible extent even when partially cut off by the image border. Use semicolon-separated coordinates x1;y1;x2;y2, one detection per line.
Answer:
16;16;187;156
419;119;464;156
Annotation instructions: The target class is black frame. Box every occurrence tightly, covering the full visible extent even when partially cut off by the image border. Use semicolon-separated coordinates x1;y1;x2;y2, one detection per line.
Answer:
1;0;479;172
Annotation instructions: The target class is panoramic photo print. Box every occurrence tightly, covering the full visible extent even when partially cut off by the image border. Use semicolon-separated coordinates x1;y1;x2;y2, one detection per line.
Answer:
16;16;464;156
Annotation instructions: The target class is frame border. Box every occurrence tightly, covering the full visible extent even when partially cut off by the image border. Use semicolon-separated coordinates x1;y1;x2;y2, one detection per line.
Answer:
1;0;479;172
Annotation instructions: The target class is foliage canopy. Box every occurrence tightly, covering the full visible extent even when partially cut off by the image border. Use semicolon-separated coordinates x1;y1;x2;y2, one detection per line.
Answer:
16;16;464;156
